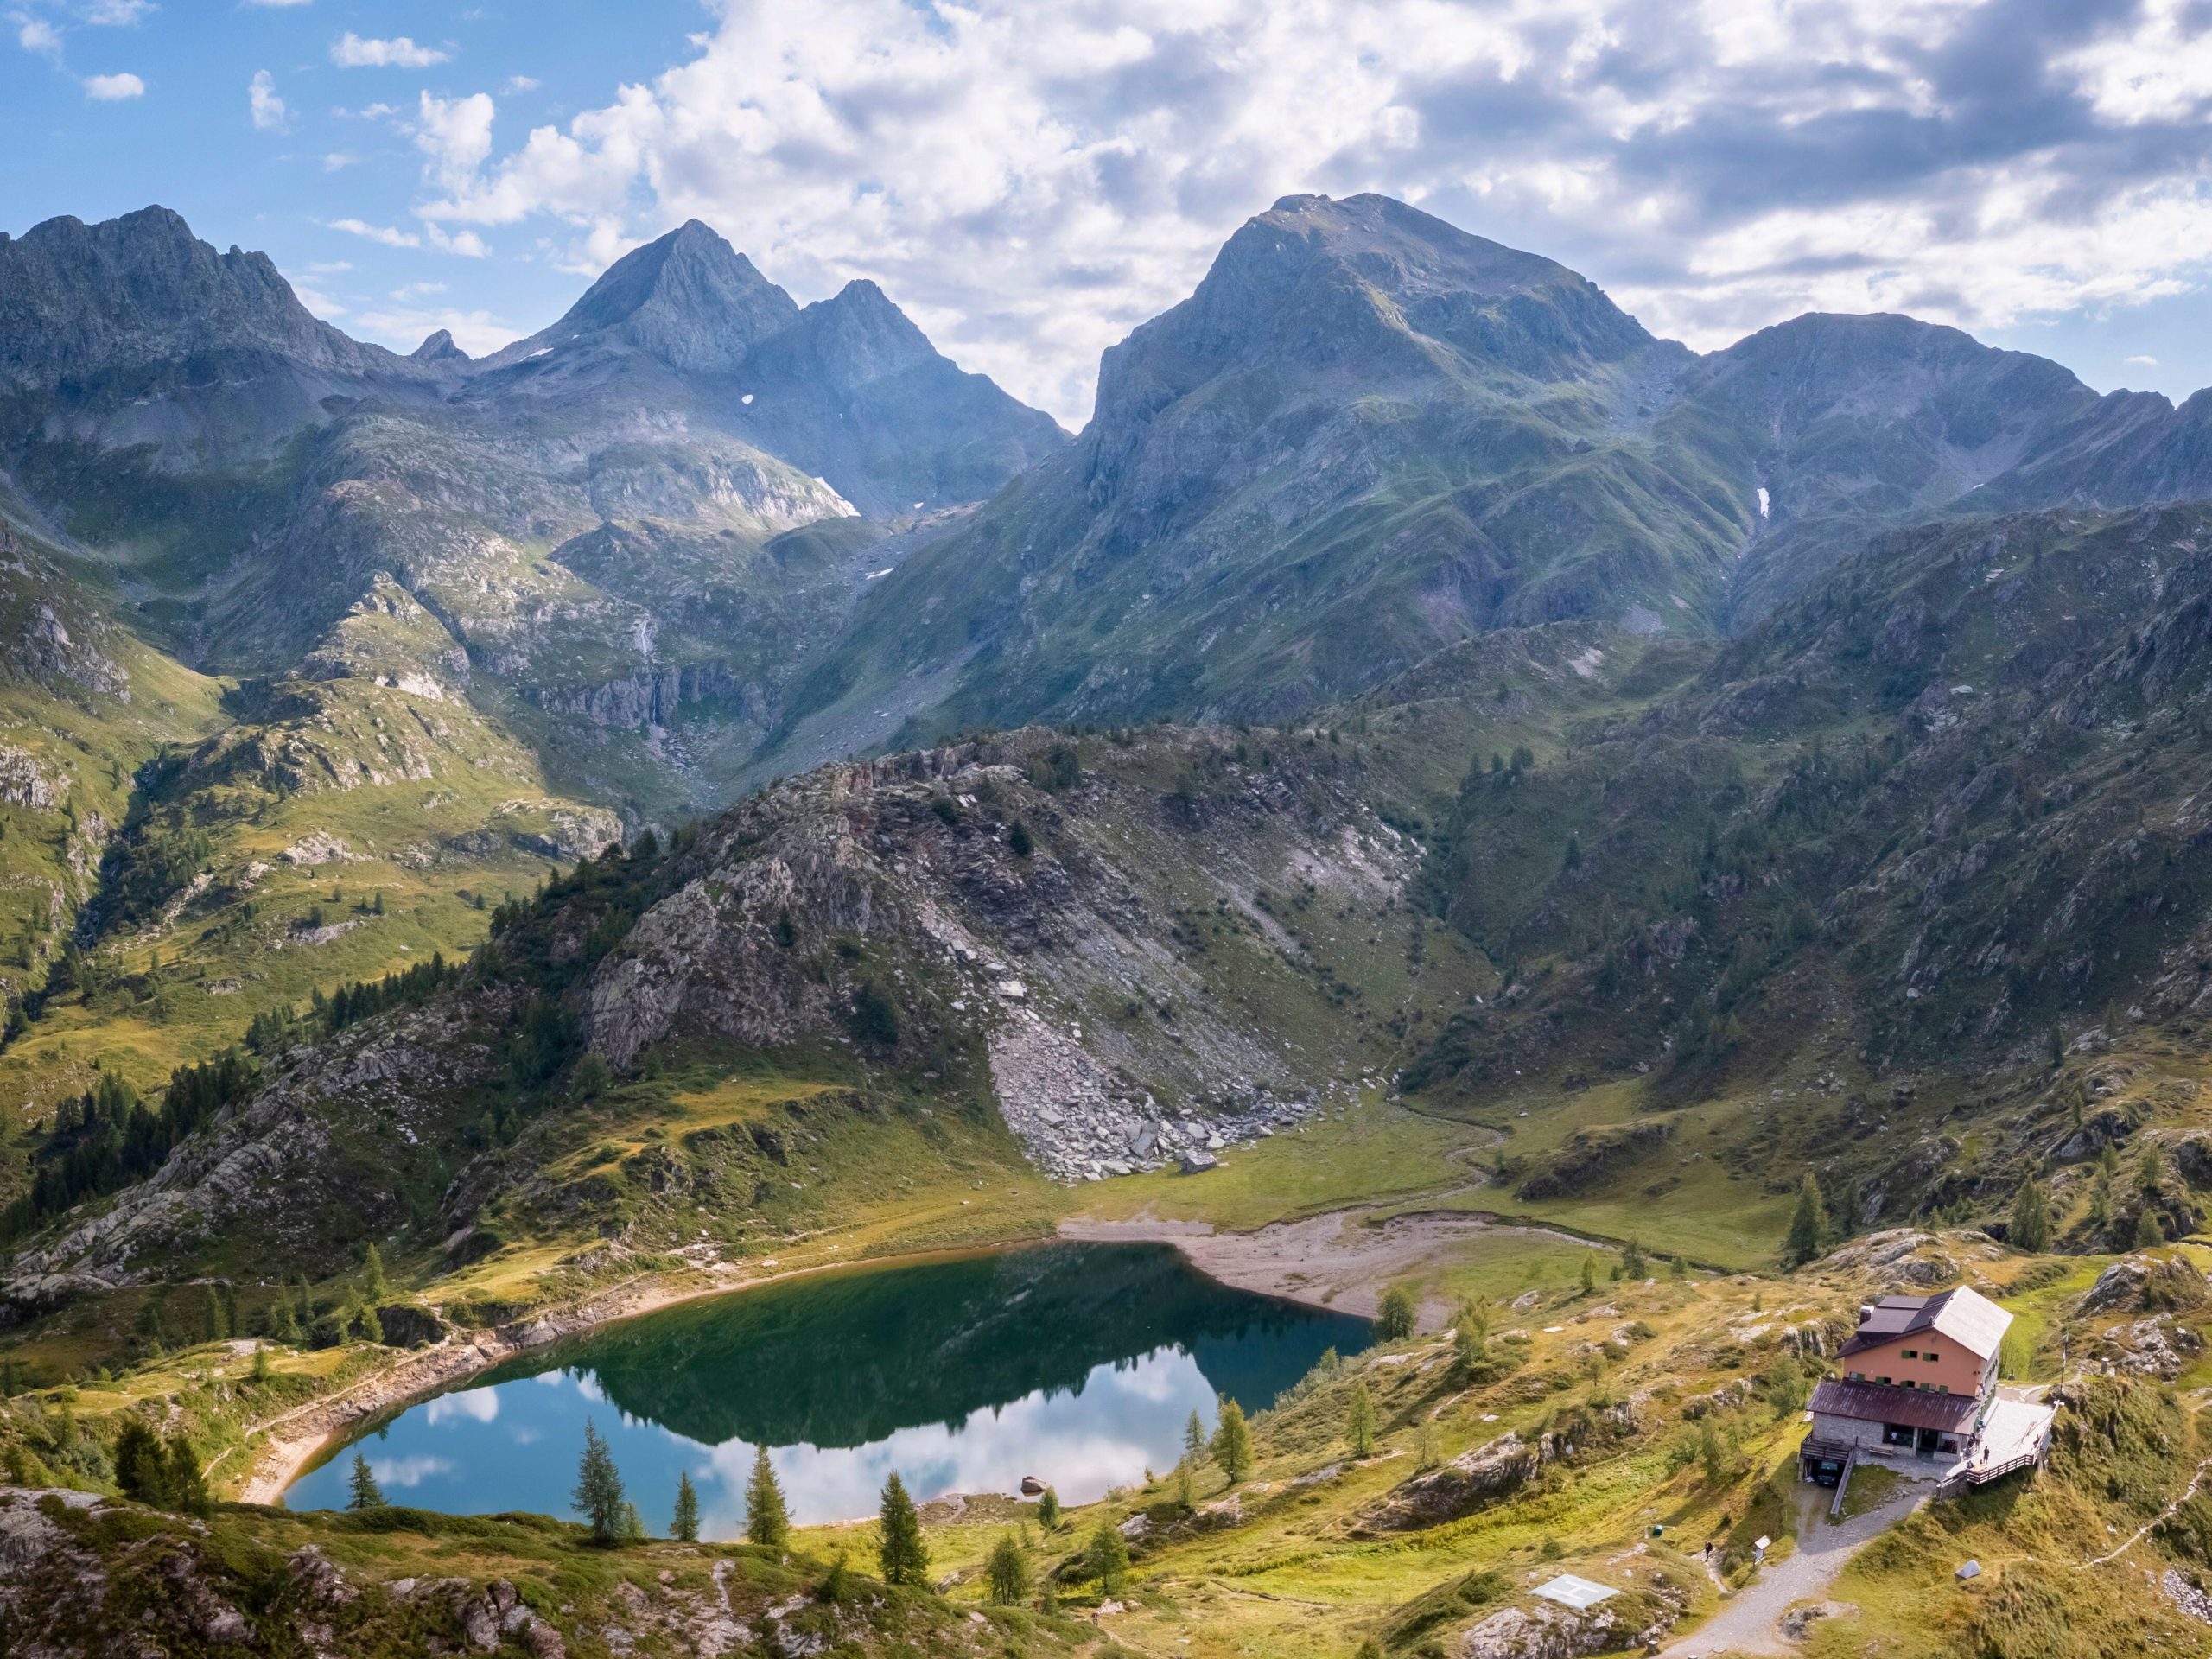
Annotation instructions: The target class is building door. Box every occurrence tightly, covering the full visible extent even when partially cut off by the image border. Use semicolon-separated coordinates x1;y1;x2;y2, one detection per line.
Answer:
1916;1427;1941;1457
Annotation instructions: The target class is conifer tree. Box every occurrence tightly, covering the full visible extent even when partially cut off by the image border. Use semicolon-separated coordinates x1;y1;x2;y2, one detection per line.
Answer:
1621;1238;1647;1279
362;1243;389;1303
573;1418;629;1545
164;1435;212;1516
1086;1517;1129;1596
986;1530;1032;1605
1036;1486;1061;1531
115;1420;169;1506
877;1471;930;1586
269;1294;299;1343
1785;1172;1827;1266
2135;1207;2165;1249
1579;1252;1597;1295
1211;1397;1255;1484
1183;1408;1206;1465
2009;1179;2054;1253
672;1469;701;1543
1346;1377;1376;1457
250;1344;271;1385
1374;1285;1417;1341
746;1445;790;1548
623;1501;646;1541
347;1452;385;1509
201;1283;227;1344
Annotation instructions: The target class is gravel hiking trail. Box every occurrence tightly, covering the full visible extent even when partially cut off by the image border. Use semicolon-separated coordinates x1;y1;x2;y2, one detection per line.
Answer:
1656;1478;1929;1656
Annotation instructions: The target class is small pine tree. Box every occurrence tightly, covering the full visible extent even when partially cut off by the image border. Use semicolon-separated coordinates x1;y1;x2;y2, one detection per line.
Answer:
293;1276;314;1325
347;1452;385;1509
269;1295;299;1344
1086;1517;1130;1597
1670;1255;1689;1281
1183;1408;1206;1466
351;1304;384;1345
623;1501;646;1541
672;1470;700;1543
1579;1252;1597;1295
1008;819;1033;858
2134;1207;2165;1249
115;1420;170;1506
1785;1172;1827;1266
877;1471;930;1586
986;1530;1032;1605
362;1243;389;1303
1175;1459;1194;1510
1374;1285;1417;1341
1211;1398;1255;1484
1621;1238;1646;1279
2048;1024;2065;1067
1698;1418;1728;1487
250;1344;271;1385
201;1283;227;1344
1346;1377;1376;1457
2009;1179;2054;1254
745;1445;790;1549
1037;1486;1061;1531
573;1418;629;1545
162;1437;213;1516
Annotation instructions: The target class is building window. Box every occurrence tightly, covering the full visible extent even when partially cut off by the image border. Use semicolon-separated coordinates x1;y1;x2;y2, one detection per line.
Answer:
1902;1350;1917;1359
1938;1384;1948;1393
1924;1351;1938;1362
1848;1370;1865;1381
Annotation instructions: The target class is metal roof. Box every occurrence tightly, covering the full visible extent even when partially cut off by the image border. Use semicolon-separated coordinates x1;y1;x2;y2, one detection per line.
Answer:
1532;1575;1618;1611
1809;1377;1980;1433
1839;1286;2010;1363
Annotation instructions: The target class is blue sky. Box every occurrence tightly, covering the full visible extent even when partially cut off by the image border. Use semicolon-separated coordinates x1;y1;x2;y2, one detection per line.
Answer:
7;1;2212;428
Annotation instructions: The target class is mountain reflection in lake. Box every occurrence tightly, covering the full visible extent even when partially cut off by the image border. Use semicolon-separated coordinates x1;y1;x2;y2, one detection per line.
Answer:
285;1243;1368;1532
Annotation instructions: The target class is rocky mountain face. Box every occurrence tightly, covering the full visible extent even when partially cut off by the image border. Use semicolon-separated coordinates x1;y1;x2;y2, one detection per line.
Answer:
766;197;2212;769
6;723;1465;1287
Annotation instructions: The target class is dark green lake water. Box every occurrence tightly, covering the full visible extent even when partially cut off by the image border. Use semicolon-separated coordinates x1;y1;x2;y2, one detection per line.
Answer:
285;1243;1367;1534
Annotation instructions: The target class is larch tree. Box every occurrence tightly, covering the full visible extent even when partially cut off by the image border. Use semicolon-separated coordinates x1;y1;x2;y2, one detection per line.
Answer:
745;1445;790;1549
671;1470;700;1543
877;1471;930;1586
347;1452;385;1510
1211;1398;1255;1484
572;1418;629;1545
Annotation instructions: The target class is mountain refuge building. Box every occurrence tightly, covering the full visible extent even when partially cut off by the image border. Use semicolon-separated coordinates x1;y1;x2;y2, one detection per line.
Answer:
1800;1287;2054;1485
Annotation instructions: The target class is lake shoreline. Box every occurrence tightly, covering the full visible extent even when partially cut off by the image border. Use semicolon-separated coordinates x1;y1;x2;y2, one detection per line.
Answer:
235;1242;1024;1506
241;1195;1552;1509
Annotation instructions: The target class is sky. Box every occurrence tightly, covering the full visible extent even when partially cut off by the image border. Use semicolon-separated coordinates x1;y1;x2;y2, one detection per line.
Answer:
5;0;2212;429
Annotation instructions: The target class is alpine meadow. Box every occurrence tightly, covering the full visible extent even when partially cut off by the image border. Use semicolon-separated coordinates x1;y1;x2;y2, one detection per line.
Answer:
10;6;2212;1658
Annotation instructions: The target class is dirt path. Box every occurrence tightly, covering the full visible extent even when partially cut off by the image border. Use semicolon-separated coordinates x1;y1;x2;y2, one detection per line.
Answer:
1656;1482;1929;1657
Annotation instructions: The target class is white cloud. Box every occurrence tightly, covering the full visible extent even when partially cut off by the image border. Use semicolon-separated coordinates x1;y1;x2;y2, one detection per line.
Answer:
332;31;448;68
325;214;488;258
245;0;312;7
347;0;2212;425
84;0;155;23
328;217;422;249
504;74;538;93
415;89;495;188
423;1389;499;1426
322;151;357;170
353;303;514;357
81;70;143;99
392;281;447;298
249;67;287;130
2127;354;2160;365
16;17;63;56
367;1454;454;1488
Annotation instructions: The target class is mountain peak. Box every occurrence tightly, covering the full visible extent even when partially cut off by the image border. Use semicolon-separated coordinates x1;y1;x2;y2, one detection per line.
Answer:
410;327;470;365
537;219;799;372
0;203;388;391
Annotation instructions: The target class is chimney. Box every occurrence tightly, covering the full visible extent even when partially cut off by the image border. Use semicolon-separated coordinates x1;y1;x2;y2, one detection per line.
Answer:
1857;1304;1875;1326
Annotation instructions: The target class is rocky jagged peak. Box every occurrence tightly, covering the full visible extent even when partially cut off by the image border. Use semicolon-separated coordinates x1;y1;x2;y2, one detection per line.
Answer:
525;218;800;372
786;278;938;384
409;327;470;365
0;204;391;385
1090;190;1653;434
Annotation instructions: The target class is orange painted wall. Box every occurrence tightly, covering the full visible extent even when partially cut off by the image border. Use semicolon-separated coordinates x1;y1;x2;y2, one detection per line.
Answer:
1841;1332;1988;1397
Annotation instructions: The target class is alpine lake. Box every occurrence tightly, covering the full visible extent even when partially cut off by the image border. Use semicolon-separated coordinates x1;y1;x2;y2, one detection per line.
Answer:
284;1243;1369;1535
